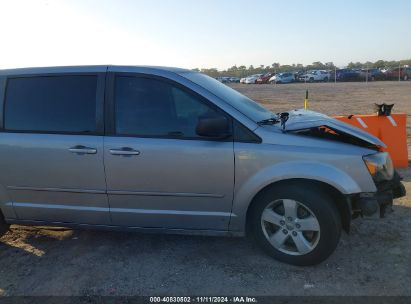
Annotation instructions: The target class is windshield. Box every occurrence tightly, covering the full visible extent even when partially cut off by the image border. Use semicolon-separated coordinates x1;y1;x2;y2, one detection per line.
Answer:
180;72;274;122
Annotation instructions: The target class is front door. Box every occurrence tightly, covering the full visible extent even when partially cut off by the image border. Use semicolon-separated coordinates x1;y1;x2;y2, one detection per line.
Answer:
104;74;234;230
0;73;110;224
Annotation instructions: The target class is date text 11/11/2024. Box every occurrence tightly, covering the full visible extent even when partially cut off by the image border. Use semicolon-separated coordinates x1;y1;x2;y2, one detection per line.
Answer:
150;296;258;303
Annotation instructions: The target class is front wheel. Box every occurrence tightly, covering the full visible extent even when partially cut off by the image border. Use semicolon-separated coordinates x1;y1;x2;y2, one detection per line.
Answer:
249;184;342;266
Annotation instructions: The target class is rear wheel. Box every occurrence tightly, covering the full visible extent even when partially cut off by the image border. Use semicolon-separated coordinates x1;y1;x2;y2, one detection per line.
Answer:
0;212;9;237
249;183;342;266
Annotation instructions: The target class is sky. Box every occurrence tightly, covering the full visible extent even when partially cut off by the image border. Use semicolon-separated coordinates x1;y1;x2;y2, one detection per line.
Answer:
0;0;410;70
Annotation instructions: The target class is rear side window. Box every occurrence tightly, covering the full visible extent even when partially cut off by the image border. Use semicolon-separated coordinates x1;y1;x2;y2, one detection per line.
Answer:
4;75;97;133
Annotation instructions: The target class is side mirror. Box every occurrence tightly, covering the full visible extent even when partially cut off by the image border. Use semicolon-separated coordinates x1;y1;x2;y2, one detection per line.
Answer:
196;115;231;139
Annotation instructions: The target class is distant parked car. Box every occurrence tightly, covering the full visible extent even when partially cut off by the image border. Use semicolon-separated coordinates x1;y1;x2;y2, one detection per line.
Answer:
240;75;258;84
294;71;305;80
384;67;411;81
229;77;240;83
336;69;361;81
256;72;276;84
359;69;385;81
369;69;386;80
299;70;330;82
240;76;249;84
223;77;232;83
243;74;263;84
269;72;295;84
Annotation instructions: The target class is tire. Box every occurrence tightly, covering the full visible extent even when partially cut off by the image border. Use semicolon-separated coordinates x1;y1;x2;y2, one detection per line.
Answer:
249;183;342;266
309;77;314;83
323;77;329;82
0;212;9;237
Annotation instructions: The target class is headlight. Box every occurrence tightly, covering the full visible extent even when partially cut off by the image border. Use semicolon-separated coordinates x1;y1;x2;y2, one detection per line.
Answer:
363;152;394;182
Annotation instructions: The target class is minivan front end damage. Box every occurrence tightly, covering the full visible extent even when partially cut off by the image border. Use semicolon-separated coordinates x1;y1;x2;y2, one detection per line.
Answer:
356;152;406;217
350;171;406;218
283;109;386;150
280;109;406;218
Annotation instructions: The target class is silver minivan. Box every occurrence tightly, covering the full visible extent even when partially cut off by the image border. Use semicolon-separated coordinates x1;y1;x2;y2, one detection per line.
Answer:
0;66;405;265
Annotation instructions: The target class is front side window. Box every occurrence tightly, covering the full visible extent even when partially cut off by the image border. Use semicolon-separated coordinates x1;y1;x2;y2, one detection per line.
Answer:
114;76;222;138
5;75;97;133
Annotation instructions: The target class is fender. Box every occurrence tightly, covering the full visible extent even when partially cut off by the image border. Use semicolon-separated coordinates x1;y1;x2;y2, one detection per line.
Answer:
229;160;369;232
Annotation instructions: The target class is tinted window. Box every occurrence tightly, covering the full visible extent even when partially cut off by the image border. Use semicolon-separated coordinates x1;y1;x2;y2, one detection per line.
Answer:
5;76;97;133
115;76;222;138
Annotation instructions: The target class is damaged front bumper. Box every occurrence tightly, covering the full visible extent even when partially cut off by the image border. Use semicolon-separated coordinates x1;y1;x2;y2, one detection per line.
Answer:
351;171;406;218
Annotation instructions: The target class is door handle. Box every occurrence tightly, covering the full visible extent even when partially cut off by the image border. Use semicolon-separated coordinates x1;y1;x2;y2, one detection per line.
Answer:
109;148;140;156
68;145;97;154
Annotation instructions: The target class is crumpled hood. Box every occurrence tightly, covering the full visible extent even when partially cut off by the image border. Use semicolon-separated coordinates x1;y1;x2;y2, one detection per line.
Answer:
280;109;386;148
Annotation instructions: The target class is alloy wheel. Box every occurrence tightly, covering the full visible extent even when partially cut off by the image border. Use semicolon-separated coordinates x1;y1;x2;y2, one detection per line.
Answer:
261;199;320;256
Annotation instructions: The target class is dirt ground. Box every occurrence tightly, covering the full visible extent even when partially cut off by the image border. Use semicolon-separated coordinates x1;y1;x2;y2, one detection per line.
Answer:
231;81;411;138
1;81;411;297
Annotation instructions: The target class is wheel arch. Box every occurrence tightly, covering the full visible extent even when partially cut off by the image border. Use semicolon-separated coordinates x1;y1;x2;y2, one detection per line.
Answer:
243;178;351;236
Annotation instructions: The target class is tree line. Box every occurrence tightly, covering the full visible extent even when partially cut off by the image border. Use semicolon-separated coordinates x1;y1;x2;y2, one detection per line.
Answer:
192;59;411;78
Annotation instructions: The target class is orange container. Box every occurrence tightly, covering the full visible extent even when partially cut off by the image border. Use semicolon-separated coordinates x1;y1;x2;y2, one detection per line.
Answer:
334;114;408;168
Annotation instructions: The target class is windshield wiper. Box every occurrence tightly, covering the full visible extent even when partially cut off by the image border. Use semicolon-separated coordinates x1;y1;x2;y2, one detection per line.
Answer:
257;117;280;125
257;112;290;130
